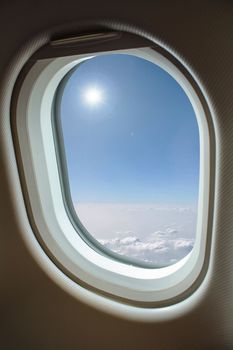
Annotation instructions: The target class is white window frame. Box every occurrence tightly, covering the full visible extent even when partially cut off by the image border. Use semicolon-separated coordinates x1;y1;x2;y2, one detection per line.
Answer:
15;46;211;305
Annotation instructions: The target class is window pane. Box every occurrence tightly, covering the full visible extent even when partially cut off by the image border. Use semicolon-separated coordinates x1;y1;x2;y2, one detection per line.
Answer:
57;53;199;267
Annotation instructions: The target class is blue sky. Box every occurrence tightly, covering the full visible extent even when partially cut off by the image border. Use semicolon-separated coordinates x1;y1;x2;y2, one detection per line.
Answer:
59;53;199;205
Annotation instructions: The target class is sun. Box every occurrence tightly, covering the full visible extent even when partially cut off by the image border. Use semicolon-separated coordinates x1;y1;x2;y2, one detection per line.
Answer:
84;87;103;106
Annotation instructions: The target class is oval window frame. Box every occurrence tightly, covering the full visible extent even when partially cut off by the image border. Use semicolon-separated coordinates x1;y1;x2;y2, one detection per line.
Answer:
12;34;214;307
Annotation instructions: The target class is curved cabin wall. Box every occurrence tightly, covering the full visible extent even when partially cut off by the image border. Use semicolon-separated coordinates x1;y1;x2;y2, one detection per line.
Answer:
0;1;233;349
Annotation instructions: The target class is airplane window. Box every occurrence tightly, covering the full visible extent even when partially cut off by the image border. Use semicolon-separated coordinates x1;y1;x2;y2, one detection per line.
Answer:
14;37;211;304
55;53;200;268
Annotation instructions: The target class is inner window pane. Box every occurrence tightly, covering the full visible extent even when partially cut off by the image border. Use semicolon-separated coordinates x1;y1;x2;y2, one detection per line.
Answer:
57;53;200;267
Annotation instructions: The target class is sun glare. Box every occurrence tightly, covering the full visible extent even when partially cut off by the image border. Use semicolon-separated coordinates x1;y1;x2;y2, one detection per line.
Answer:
84;87;103;106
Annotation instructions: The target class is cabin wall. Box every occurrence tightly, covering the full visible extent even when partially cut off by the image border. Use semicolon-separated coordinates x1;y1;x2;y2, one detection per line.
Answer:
0;1;233;349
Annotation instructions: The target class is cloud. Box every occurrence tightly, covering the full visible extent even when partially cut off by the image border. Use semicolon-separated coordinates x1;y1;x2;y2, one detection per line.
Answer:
75;203;197;266
99;230;194;266
166;228;178;235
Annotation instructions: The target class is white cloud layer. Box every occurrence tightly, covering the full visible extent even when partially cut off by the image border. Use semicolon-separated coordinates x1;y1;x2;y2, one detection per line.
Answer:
75;203;197;266
99;232;194;266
